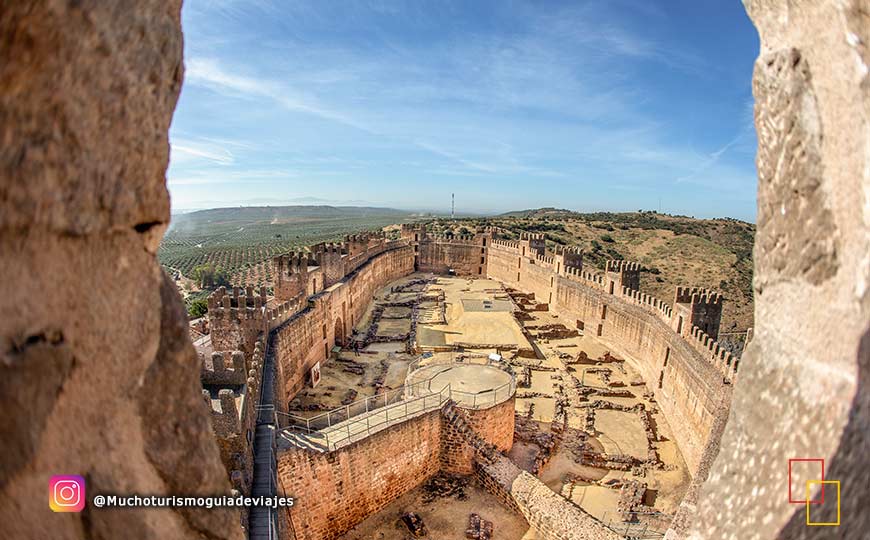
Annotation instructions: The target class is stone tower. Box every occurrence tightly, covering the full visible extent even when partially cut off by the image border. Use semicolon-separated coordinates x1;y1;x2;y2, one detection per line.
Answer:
273;251;310;302
605;260;640;294
671;286;723;339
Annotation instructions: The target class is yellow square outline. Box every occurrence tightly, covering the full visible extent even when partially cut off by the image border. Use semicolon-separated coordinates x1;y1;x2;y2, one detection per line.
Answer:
805;480;840;526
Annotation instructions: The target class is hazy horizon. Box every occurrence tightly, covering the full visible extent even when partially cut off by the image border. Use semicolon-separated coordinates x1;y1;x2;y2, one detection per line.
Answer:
168;0;760;222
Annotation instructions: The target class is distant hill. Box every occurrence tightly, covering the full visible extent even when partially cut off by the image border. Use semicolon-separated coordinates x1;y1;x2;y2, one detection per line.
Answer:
496;207;576;219
170;205;410;232
160;205;417;291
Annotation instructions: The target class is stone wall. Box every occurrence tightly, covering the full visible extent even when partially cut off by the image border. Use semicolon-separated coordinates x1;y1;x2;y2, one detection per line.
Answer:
272;245;414;407
417;235;488;276
672;2;870;539
277;409;443;540
207;286;268;356
441;397;516;474
553;278;731;475
486;240;733;477
442;402;620;540
0;2;243;538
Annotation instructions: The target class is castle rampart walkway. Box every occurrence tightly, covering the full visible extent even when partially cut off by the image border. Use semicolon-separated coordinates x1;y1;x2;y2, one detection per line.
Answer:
248;332;279;540
277;385;450;452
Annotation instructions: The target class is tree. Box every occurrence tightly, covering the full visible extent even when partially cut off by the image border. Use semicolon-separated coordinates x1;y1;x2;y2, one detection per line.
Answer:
193;263;231;289
187;298;208;319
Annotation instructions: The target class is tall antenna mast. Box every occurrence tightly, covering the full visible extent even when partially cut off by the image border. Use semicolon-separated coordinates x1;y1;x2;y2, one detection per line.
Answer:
451;193;455;219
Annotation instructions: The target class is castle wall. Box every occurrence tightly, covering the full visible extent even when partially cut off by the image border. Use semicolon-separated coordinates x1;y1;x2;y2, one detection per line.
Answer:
487;239;523;286
552;278;730;474
520;257;558;307
442;402;618;540
207;286;268;357
277;409;443;540
487;240;557;305
440;397;516;475
486;240;732;477
417;235;487;276
271;245;414;407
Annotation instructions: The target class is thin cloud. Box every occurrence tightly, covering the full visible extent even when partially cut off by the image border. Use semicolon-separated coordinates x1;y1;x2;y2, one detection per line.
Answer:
170;138;236;165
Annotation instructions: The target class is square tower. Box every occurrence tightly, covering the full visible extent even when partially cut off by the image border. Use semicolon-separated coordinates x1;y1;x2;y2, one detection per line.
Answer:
672;286;723;339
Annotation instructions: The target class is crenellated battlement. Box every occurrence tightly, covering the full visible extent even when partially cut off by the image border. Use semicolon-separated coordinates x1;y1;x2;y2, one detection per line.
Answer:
563;265;606;288
207;286;268;355
685;325;739;382
207;285;268;312
605;258;640;292
274;251;311;275
200;337;264;496
312;241;345;257
552;245;583;271
606;260;641;273
673;286;724;339
490;238;520;249
428;233;479;243
201;350;247;386
674;286;723;306
204;388;242;437
345;231;386;257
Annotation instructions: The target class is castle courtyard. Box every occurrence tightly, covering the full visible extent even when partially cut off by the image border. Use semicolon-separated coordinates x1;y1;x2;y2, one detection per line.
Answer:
278;272;691;536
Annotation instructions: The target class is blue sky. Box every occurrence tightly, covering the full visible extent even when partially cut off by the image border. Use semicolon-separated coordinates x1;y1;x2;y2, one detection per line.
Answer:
168;0;760;221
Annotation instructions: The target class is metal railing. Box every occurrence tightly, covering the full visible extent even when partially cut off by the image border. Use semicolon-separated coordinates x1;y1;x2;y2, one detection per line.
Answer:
444;378;516;410
276;357;517;450
277;383;453;451
277;377;436;434
404;357;517;410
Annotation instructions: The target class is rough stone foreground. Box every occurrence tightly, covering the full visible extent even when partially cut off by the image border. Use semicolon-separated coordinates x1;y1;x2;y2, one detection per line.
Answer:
0;2;242;539
672;1;870;539
0;1;868;539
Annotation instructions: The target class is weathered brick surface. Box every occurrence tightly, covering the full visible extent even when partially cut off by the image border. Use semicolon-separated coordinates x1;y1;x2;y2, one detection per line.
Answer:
277;410;443;540
273;246;414;409
441;398;515;475
487;239;731;478
442;401;619;539
401;224;490;276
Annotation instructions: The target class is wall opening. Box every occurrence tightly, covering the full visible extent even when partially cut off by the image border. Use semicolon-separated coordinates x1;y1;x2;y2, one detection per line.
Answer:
334;317;345;347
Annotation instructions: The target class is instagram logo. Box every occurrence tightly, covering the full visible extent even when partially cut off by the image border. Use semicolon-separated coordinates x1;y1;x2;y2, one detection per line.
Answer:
49;475;85;512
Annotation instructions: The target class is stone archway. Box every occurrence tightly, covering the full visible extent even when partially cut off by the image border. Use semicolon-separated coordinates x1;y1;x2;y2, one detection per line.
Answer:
334;317;345;347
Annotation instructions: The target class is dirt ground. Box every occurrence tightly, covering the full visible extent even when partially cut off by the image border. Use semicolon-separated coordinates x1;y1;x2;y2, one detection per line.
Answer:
510;304;692;524
287;272;691;532
416;276;532;349
339;482;530;540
